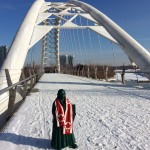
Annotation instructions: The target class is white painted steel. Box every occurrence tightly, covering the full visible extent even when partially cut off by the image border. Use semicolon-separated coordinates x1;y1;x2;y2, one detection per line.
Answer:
79;14;98;24
36;13;53;25
69;0;150;78
55;29;60;73
40;5;51;13
1;0;150;81
88;26;118;44
0;0;44;116
0;0;44;81
29;26;53;49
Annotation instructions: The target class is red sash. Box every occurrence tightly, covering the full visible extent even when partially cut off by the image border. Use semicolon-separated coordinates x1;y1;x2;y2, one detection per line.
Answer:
55;98;73;134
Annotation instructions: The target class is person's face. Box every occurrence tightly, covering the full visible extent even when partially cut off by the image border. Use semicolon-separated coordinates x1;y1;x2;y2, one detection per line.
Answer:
58;91;66;100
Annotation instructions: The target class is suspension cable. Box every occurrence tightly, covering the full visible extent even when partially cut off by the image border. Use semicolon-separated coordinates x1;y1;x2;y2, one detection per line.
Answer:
75;17;84;65
59;29;67;54
72;26;80;65
79;16;89;67
87;20;96;74
97;34;105;78
65;16;72;57
111;42;119;80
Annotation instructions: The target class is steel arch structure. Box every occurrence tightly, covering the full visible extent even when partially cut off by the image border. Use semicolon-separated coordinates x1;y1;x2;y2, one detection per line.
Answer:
1;0;150;79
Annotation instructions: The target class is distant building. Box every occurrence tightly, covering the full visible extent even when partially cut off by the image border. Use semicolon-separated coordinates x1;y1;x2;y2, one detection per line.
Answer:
68;55;74;66
60;55;67;66
60;55;74;66
0;46;7;68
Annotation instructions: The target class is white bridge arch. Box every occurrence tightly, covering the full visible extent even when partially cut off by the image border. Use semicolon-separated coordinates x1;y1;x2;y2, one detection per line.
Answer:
1;0;150;79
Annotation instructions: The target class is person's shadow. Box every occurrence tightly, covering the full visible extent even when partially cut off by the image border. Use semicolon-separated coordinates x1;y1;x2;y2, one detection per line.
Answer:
0;133;51;149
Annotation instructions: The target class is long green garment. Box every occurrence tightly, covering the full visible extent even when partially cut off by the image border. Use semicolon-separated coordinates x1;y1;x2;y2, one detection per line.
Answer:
51;100;76;149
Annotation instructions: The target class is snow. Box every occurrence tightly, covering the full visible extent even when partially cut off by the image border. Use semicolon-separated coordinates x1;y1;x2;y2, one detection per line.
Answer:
115;69;149;82
115;71;150;89
0;73;150;150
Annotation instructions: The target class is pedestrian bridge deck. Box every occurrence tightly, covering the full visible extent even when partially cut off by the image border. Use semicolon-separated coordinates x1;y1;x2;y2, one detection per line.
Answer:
0;74;150;150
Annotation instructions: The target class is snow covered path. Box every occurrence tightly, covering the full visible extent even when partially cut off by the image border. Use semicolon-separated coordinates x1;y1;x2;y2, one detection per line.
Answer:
0;74;150;150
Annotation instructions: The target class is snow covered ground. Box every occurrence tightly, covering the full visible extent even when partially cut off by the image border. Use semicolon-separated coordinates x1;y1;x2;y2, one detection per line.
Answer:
115;69;149;81
0;73;150;150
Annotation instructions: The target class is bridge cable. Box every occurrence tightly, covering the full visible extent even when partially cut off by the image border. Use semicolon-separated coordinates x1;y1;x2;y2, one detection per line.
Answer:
97;34;105;79
63;15;75;71
59;29;66;55
75;17;84;66
68;29;77;66
79;16;89;70
111;42;119;81
72;25;81;65
87;20;96;76
68;29;74;72
65;20;73;70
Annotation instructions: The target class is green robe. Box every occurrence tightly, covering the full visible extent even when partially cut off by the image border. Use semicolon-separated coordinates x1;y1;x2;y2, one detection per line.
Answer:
51;99;76;149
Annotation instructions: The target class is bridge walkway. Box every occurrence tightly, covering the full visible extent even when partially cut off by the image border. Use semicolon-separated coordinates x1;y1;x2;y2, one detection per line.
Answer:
0;74;150;150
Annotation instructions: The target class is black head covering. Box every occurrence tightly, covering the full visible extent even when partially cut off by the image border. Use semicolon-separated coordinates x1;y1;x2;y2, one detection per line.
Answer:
57;89;66;101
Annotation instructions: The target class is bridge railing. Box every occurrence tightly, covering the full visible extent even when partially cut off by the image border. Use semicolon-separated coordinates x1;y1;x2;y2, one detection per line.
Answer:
0;68;44;130
61;65;114;82
61;65;150;84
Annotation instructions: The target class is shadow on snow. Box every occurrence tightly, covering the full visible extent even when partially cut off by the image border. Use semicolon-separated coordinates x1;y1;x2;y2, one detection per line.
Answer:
0;133;51;149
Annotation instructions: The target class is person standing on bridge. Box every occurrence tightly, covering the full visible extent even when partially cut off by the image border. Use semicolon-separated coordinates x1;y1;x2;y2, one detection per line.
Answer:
51;89;78;150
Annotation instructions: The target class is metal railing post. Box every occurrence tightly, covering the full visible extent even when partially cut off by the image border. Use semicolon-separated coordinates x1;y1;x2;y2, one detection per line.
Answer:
95;67;97;80
5;69;16;119
82;67;84;77
21;69;28;95
29;69;34;89
105;66;108;81
77;68;79;76
87;66;90;78
31;69;36;84
121;66;125;84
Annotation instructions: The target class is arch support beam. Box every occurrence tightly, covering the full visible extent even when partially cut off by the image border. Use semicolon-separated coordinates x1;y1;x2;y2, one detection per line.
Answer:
69;0;150;78
0;0;44;83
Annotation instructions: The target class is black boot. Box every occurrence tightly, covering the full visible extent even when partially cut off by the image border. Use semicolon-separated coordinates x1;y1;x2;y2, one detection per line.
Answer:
69;143;78;149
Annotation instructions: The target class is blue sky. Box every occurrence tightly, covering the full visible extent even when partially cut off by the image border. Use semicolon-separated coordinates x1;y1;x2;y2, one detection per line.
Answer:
0;0;150;49
0;0;150;48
